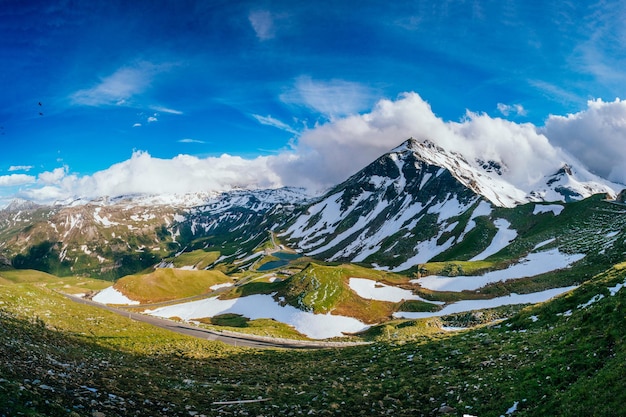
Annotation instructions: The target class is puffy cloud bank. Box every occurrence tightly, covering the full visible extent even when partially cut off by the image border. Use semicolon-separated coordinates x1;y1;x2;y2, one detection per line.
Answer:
12;93;626;204
21;153;284;203
274;93;567;190
543;98;626;184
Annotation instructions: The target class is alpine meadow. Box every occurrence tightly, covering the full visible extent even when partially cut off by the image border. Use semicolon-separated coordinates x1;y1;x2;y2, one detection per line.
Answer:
1;136;625;416
3;1;626;416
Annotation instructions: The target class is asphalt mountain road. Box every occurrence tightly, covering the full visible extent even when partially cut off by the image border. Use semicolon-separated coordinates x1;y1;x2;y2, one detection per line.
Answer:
64;294;363;349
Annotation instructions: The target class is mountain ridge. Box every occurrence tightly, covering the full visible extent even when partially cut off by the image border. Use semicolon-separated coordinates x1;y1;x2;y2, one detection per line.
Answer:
397;138;619;207
281;138;624;271
0;138;623;279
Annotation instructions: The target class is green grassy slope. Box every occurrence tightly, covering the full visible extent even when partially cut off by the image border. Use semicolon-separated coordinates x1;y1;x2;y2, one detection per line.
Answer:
0;269;112;294
113;268;233;304
274;263;417;323
1;262;625;415
0;268;64;285
165;249;221;269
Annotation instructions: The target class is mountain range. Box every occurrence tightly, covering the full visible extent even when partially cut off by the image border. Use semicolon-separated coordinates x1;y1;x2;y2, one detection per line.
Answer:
2;137;626;415
0;137;623;280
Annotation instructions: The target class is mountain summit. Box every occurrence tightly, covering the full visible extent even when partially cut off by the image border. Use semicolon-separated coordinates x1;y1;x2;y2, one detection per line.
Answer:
396;138;618;207
0;138;622;277
281;138;621;270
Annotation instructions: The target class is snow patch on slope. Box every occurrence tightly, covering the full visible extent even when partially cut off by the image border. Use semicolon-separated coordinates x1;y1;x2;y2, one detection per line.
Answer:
469;219;517;261
533;204;564;215
394;286;577;319
93;207;119;226
92;287;139;305
146;294;368;339
414;249;585;291
349;278;443;304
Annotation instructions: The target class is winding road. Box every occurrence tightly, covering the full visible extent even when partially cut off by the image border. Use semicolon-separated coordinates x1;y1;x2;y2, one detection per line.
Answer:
64;294;362;350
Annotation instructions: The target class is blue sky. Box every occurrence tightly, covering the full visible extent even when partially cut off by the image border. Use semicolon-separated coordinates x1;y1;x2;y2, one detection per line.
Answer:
1;0;626;204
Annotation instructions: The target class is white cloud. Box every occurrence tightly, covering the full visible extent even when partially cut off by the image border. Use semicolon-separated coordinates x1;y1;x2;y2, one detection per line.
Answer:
38;167;68;185
497;103;527;117
543;98;626;183
252;114;298;134
133;123;142;127
0;174;36;187
21;152;282;204
449;110;562;188
271;92;575;190
147;115;158;123
8;165;33;172
280;76;376;118
249;10;275;40
178;138;205;144
14;92;626;204
70;62;160;107
150;105;183;115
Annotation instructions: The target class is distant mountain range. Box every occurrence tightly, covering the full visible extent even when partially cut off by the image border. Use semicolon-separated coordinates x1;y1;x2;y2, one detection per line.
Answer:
280;138;621;270
0;137;623;279
2;139;625;417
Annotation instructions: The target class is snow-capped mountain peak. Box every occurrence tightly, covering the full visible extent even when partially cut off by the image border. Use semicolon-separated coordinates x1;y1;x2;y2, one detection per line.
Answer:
399;138;619;207
281;137;623;270
397;138;527;207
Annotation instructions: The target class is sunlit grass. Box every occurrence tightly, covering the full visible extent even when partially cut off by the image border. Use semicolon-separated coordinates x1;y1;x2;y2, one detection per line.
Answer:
1;261;625;415
195;315;310;340
166;249;221;269
114;268;233;303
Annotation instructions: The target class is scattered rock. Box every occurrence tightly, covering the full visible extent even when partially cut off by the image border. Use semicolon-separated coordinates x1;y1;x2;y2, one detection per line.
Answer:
436;404;456;414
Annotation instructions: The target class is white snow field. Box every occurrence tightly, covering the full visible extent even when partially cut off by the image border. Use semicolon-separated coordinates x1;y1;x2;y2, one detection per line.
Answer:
469;218;517;261
394;286;577;319
533;204;564;216
92;286;139;305
349;278;443;304
146;294;369;339
414;248;584;292
209;283;233;291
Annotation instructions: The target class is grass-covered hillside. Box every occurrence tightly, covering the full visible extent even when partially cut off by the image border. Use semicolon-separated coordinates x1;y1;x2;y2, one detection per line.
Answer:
273;263;434;323
112;268;233;304
1;191;625;415
0;203;180;279
1;263;624;416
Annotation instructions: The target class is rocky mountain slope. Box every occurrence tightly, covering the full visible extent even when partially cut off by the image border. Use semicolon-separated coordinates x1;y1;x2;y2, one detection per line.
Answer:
0;139;625;416
0;138;622;280
0;188;309;278
281;138;622;271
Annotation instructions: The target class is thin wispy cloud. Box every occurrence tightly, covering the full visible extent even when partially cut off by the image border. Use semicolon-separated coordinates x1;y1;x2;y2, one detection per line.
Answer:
528;79;583;106
394;15;423;31
252;114;298;134
178;138;206;144
150;105;183;115
249;10;275;40
572;2;626;89
280;76;376;118
70;62;160;107
497;103;527;117
9;165;33;172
